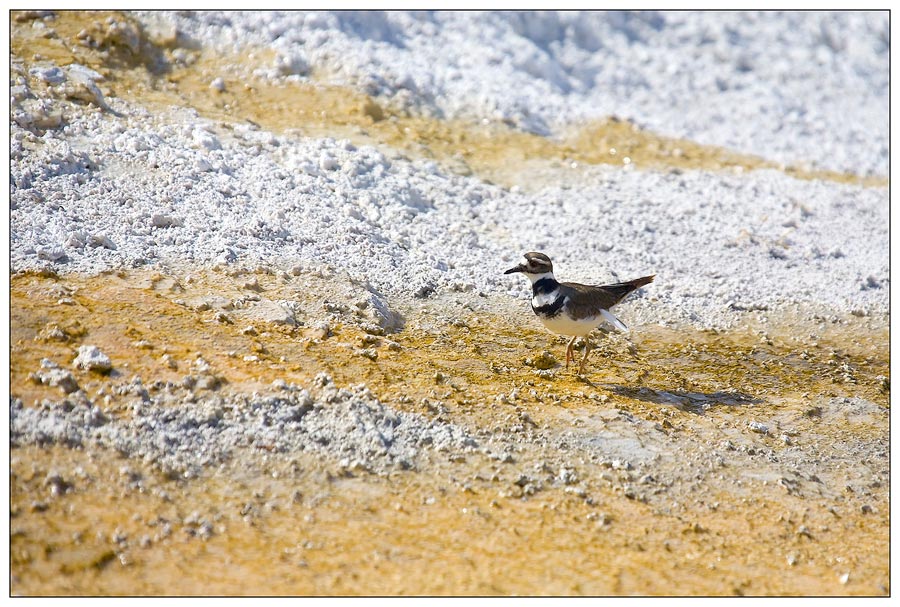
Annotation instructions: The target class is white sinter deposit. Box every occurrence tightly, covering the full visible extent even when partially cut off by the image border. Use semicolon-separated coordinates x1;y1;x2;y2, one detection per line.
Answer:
10;11;889;330
141;10;889;176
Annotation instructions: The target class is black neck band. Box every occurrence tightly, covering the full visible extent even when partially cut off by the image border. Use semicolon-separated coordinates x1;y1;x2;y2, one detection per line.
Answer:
532;276;559;295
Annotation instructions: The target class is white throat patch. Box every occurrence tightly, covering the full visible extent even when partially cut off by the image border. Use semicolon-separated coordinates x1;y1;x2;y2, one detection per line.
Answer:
524;271;554;284
532;288;561;308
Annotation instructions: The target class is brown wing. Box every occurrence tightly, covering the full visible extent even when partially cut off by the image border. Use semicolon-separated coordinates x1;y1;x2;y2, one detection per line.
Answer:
561;275;654;320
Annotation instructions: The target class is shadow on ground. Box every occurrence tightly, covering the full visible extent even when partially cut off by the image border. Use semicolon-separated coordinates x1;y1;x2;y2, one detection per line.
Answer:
602;384;762;414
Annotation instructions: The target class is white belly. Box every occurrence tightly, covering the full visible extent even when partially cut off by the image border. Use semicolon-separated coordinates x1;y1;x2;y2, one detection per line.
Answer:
537;312;603;337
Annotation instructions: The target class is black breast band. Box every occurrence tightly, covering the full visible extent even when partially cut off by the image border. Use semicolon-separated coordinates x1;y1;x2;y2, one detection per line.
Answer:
532;294;565;318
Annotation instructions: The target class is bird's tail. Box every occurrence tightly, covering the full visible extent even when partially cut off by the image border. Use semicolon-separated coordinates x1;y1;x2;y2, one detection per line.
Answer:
625;275;655;289
603;275;655;303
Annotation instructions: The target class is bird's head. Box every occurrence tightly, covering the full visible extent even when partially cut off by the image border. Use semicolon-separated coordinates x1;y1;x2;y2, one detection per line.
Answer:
504;252;554;279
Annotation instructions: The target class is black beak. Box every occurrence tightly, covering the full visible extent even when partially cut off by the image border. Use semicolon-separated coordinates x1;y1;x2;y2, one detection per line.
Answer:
504;264;525;275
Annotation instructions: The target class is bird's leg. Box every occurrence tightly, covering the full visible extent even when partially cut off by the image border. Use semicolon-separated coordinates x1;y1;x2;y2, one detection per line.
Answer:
565;336;577;368
578;339;593;375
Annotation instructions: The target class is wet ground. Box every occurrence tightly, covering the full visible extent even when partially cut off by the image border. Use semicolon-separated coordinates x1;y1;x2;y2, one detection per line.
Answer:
9;268;889;595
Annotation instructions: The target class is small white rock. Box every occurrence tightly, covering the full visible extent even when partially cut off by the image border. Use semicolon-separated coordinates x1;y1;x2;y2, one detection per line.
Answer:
151;213;181;228
90;234;117;250
30;66;66;84
748;421;769;434
210;77;226;92
193;129;221;151
246;299;296;326
319;153;338;171
37;245;66;261
275;53;309;76
74;345;112;372
66;64;103;82
44;368;80;394
66;231;88;248
63;76;108;108
10;84;30;103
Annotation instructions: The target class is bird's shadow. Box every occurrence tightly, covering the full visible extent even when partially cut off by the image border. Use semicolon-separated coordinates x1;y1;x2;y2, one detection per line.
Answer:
599;384;762;415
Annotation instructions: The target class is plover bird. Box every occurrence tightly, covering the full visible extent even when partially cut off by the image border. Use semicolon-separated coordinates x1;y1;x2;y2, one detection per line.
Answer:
504;252;654;374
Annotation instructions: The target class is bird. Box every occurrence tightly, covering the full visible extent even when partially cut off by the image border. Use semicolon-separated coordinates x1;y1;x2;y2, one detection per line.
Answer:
504;251;654;374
